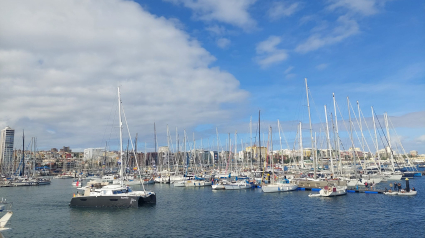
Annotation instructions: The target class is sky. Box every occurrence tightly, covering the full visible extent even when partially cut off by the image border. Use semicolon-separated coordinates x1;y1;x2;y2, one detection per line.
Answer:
0;0;424;154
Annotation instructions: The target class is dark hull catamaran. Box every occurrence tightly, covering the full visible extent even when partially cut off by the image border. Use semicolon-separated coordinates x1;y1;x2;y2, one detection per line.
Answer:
70;194;156;208
69;87;156;208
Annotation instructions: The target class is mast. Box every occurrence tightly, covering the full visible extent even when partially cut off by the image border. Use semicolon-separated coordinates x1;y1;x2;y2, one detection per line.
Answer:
300;122;303;168
371;107;382;173
347;97;357;178
216;127;219;172
332;93;341;174
167;125;170;173
384;113;396;171
250;116;253;170
278;120;283;167
118;87;124;186
234;131;237;173
324;105;334;175
270;126;274;183
259;110;261;171
305;78;315;179
154;122;157;172
22;130;25;176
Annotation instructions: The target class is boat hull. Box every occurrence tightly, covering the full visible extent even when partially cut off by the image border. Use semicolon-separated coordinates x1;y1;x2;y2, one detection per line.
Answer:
69;194;156;208
262;184;298;193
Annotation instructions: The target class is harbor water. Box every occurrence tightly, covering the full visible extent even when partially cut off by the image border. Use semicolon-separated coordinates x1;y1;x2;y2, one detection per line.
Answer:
1;173;424;237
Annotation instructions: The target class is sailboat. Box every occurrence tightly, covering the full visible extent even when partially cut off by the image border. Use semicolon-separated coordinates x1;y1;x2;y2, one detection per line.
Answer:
69;87;156;207
262;126;297;193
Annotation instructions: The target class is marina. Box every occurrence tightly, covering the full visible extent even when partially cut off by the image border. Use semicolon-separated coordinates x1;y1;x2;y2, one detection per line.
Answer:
0;173;424;237
0;0;424;237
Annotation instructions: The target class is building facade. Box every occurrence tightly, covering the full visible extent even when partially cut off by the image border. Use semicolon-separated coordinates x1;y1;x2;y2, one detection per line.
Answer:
0;126;15;173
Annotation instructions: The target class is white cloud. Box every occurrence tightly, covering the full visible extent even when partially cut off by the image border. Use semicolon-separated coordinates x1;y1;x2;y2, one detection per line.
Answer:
284;66;294;74
327;0;389;16
417;135;425;142
0;0;248;149
255;36;288;68
268;1;301;21
206;25;227;35
316;63;328;70
166;0;257;30
216;38;231;49
295;14;359;53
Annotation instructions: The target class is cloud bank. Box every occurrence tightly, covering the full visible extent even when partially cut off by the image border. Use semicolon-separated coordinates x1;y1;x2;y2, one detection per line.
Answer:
0;0;248;150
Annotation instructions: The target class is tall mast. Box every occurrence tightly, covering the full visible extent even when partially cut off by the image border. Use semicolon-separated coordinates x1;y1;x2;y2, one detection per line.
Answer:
332;93;341;174
22;130;25;176
384;113;395;171
299;122;303;168
184;130;187;176
216;127;219;172
270;126;274;183
250;116;253;169
347;97;357;178
357;101;365;153
278;120;283;166
167;125;170;173
371;107;382;173
305;78;315;179
324;105;334;175
154;122;157;171
117;87;124;185
259;110;261;170
234;131;237;173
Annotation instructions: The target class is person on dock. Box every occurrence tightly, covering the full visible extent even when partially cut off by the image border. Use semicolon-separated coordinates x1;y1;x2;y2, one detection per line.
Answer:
365;182;368;189
394;182;398;191
398;183;402;191
389;183;393;190
385;187;388;192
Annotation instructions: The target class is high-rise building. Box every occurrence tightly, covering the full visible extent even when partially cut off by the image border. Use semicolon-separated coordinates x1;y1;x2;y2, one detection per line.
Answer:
0;126;15;173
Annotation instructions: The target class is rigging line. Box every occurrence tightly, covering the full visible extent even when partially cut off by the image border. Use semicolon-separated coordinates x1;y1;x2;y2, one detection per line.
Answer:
307;87;327;135
349;103;373;157
359;107;379;151
388;117;415;169
121;102;147;193
372;110;394;160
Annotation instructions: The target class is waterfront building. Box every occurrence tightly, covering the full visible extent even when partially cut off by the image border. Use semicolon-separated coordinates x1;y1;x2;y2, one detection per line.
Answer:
0;126;15;174
83;148;104;161
410;150;418;157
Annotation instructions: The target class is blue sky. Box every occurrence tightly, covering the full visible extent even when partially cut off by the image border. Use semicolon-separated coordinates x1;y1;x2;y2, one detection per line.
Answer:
0;0;424;154
134;0;425;152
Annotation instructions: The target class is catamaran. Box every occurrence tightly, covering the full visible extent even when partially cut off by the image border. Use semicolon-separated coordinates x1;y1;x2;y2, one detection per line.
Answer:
69;87;156;207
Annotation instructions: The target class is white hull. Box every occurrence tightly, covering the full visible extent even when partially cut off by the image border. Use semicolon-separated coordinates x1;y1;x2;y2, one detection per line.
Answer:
224;182;251;190
262;184;298;193
212;184;225;190
397;191;417;196
309;186;347;197
173;181;186;187
346;177;382;186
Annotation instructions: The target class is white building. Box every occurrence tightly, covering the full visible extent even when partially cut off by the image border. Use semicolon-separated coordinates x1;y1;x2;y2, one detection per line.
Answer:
0;126;14;173
83;148;104;161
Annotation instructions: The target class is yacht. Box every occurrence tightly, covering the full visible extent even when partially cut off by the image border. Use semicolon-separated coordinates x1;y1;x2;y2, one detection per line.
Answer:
69;87;156;208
